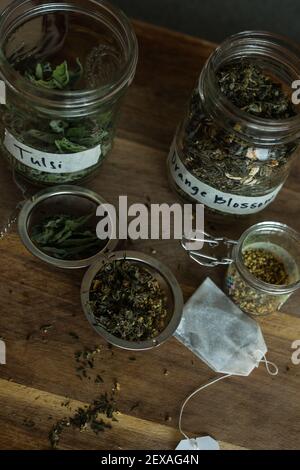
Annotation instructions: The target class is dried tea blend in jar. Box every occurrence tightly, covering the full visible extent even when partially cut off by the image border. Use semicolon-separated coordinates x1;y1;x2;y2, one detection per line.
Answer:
242;249;289;285
225;222;300;316
0;0;138;185
168;32;300;218
182;222;300;316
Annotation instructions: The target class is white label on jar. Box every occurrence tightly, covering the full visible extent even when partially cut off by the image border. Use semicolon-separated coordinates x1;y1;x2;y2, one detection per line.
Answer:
168;141;283;215
4;129;101;174
0;81;6;105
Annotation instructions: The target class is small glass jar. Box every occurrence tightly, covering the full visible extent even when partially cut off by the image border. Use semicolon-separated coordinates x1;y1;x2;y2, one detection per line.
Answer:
225;222;300;316
168;32;300;219
0;0;138;186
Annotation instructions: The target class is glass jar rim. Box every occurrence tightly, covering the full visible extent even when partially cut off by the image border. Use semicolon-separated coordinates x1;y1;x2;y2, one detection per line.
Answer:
199;31;300;145
0;0;138;112
233;221;300;295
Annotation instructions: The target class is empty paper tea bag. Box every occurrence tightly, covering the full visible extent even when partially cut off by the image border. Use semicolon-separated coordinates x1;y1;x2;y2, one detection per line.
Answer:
175;277;274;376
175;277;278;447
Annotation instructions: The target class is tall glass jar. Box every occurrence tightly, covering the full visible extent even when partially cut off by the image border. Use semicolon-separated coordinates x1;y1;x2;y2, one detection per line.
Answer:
0;0;138;185
225;222;300;316
168;32;300;219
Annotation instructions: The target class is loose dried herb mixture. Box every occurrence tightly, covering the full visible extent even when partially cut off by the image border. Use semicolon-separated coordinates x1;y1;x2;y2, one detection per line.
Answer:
49;393;117;449
181;60;297;196
48;341;120;449
243;248;289;285
226;247;290;316
74;345;103;381
217;62;295;119
89;260;168;341
31;213;104;260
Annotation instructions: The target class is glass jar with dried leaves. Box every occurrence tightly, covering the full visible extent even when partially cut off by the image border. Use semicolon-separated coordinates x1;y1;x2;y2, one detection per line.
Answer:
168;31;300;219
0;0;138;186
225;222;300;316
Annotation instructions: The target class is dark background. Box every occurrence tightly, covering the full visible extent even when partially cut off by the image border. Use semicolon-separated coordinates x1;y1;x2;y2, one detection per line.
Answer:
2;1;300;44
112;0;300;44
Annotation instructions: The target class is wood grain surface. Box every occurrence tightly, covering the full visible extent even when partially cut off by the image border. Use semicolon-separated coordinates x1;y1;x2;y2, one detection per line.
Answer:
0;20;299;450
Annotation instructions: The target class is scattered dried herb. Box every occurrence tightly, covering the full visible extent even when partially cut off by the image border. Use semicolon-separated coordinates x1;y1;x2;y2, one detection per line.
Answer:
40;324;54;334
113;381;121;393
61;399;71;408
89;260;168;341
49;418;70;449
74;345;102;380
95;375;104;384
69;332;80;341
31;213;104;260
23;418;35;428
130;401;140;412
49;393;117;449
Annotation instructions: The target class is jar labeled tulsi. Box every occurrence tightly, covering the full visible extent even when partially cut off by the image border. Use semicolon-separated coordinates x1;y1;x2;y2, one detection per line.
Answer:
0;0;138;185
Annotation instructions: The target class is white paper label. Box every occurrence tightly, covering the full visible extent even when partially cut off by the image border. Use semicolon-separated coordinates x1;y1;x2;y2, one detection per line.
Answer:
4;129;101;174
0;80;6;105
176;436;220;451
168;142;283;215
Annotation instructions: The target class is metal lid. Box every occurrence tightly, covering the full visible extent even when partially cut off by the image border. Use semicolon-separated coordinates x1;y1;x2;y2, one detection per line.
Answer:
18;185;118;269
81;251;184;351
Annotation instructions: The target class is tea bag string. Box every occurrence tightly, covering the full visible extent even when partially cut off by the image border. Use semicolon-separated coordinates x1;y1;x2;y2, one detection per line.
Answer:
179;373;232;442
179;353;278;444
257;350;279;376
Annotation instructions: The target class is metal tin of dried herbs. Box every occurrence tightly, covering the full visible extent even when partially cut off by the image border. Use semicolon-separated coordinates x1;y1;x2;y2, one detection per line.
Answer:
81;251;184;350
18;185;118;269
